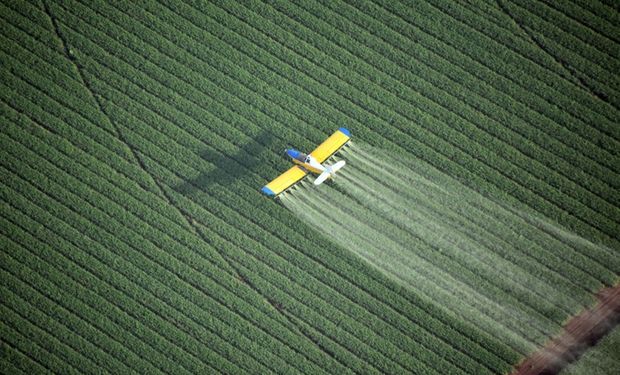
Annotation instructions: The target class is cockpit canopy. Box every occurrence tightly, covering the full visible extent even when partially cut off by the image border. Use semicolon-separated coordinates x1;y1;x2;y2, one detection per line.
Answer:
285;148;307;162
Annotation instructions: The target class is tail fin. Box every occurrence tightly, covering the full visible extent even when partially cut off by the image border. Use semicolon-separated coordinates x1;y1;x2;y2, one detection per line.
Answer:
314;160;346;186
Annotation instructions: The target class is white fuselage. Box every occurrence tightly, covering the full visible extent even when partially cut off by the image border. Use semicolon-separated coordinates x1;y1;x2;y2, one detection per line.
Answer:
299;154;325;173
285;148;346;186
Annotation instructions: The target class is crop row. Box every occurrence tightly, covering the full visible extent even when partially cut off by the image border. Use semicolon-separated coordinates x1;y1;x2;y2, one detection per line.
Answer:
91;0;616;346
1;284;97;375
331;171;576;335
0;38;193;233
6;0;620;244
0;48;484;374
15;7;616;368
287;0;620;196
545;0;620;43
280;0;620;168
0;123;339;374
14;0;612;268
345;148;611;296
251;0;617;223
81;88;478;373
35;3;524;374
143;0;616;272
412;0;620;132
0;184;269;375
1;246;162;375
0;324;48;375
100;80;572;364
38;10;520;372
564;0;620;39
53;0;620;334
342;155;604;306
160;179;491;374
171;0;620;243
419;0;575;91
0;97;348;374
506;0;619;95
88;59;522;367
199;0;616;248
0;216;210;375
2;0;619;373
0;3;161;195
1;60;464;374
296;180;554;350
325;0;620;176
0;170;277;374
513;0;619;59
54;0;620;256
0;119;444;374
325;172;566;338
0;97;191;235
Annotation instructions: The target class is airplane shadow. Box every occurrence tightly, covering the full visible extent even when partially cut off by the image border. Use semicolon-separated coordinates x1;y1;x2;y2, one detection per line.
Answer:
174;130;279;196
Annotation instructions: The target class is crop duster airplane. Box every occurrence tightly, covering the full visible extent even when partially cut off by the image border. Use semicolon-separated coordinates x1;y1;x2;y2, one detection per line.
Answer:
261;128;351;197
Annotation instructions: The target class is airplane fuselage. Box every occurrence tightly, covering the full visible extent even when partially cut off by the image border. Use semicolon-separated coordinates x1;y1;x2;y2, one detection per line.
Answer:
286;148;325;174
262;128;350;196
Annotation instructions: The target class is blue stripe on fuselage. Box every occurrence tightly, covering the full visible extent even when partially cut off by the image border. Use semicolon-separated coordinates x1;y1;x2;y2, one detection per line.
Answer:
286;148;304;161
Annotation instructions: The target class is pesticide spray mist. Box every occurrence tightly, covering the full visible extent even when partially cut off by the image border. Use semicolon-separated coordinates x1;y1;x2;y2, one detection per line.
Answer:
281;143;617;355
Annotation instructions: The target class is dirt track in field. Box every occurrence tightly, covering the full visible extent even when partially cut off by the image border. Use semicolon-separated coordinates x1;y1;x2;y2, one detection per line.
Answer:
512;284;620;375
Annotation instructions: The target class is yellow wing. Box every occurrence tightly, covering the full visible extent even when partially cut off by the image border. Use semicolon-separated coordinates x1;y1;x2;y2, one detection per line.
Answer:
310;127;351;163
261;166;308;196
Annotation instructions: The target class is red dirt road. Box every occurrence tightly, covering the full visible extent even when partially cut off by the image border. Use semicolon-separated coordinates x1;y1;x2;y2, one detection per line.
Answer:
512;284;620;375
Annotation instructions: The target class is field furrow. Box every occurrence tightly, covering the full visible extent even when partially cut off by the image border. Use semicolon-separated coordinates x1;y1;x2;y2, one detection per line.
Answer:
1;0;618;374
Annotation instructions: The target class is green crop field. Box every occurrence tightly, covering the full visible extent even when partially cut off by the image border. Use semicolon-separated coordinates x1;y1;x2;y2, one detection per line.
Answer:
560;325;620;375
1;0;619;374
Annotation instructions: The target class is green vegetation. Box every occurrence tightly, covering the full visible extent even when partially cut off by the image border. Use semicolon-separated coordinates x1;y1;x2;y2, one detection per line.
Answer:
560;326;620;375
283;145;615;356
1;0;618;374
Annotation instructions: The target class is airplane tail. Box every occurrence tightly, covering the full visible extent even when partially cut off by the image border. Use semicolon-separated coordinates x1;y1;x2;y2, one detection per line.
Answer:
314;160;346;186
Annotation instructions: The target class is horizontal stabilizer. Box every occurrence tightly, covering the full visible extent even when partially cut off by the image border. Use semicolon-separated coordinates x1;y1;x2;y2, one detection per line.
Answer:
314;170;331;186
330;160;346;173
314;160;346;186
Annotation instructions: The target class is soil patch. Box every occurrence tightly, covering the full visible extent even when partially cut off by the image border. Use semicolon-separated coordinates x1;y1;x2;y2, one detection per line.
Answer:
512;284;620;375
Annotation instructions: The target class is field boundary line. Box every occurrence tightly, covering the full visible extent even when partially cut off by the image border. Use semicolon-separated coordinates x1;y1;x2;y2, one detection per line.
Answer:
69;41;616;362
59;0;620;243
0;197;245;374
512;283;620;374
39;8;337;368
185;0;620;239
414;0;620;121
0;83;373;374
537;0;620;46
0;151;331;375
0;217;196;375
139;147;514;372
39;8;316;365
496;0;613;105
298;0;620;177
40;1;149;172
507;0;619;71
261;0;620;211
42;0;197;230
118;0;620;241
0;173;282;375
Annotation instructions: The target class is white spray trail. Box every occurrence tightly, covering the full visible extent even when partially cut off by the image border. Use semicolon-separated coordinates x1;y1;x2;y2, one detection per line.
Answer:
280;143;617;354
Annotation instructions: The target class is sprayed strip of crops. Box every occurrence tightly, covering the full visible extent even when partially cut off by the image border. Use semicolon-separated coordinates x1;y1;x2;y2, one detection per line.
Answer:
283;144;617;355
1;0;619;374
